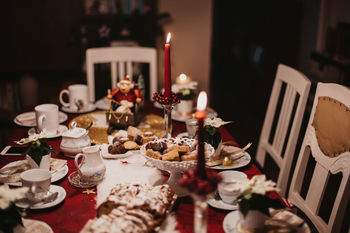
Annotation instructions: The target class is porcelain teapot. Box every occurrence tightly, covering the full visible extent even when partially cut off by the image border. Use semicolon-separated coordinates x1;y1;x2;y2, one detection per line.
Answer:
60;121;90;158
75;145;106;183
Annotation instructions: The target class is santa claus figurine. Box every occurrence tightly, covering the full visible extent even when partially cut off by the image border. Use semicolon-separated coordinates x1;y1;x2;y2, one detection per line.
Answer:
107;76;143;113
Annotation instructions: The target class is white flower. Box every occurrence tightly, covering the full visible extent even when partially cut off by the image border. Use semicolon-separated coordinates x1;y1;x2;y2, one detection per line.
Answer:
204;117;231;128
225;175;279;195
0;185;28;209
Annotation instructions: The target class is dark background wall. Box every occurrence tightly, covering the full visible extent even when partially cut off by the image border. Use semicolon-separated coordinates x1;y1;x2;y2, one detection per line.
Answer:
210;0;304;156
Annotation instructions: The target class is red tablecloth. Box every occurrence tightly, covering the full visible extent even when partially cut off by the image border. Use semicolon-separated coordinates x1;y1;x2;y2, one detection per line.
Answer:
1;103;282;233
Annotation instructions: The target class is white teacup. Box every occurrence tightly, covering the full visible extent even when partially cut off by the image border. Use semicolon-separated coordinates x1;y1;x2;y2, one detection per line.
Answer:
35;104;59;134
59;84;89;110
218;171;247;204
20;169;51;202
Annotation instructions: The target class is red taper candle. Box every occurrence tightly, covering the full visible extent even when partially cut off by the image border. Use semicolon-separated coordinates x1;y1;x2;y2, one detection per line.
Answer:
195;91;207;178
164;33;171;98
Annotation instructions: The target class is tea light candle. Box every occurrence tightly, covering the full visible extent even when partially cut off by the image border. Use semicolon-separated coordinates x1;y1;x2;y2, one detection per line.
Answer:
176;73;192;85
164;33;171;98
195;91;207;178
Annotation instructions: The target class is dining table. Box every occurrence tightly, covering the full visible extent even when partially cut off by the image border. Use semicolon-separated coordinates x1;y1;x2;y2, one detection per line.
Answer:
0;101;284;233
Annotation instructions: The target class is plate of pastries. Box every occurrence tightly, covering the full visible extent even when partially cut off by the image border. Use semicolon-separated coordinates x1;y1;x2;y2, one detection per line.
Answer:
101;126;158;159
140;137;215;172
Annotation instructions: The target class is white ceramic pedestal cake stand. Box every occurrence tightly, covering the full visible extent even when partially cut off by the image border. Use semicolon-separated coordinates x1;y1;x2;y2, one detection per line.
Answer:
141;138;215;197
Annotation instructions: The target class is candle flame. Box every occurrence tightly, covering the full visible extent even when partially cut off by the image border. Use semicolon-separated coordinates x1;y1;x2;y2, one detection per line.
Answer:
179;73;187;81
197;91;207;111
166;33;171;44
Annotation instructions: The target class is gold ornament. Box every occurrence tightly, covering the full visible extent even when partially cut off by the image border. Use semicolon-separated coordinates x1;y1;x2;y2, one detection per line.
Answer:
222;156;232;166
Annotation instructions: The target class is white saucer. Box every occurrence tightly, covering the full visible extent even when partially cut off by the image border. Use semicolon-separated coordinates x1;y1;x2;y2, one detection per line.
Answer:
100;144;136;159
0;160;69;186
68;171;97;188
61;103;96;114
16;185;66;210
28;125;68;138
207;194;238;211
14;219;54;233
223;210;311;233
210;152;251;170
14;111;68;127
95;97;111;110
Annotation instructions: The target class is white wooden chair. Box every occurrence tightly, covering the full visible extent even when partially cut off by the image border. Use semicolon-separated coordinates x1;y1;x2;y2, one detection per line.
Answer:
256;64;311;197
86;46;157;102
288;83;350;233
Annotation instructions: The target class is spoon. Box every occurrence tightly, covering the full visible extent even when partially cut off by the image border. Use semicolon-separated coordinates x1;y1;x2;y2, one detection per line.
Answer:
22;191;59;208
85;122;93;131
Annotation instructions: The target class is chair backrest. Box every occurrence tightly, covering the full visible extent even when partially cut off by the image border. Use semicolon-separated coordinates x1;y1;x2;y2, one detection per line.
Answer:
256;64;311;197
86;46;157;102
288;83;350;233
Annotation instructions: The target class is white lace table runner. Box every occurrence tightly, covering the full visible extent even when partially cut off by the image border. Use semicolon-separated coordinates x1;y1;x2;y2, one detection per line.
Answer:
97;152;179;233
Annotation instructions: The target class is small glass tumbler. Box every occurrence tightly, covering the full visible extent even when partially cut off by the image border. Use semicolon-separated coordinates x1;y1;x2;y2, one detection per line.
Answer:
186;118;198;138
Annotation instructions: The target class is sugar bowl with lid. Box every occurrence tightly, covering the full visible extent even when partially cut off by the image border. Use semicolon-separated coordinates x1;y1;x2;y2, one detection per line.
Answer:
60;121;91;158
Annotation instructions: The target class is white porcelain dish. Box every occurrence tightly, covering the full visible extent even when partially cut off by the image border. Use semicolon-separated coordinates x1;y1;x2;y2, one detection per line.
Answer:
207;194;238;211
223;210;311;233
16;185;66;210
61;103;96;114
14;219;54;233
14;111;68;127
100;144;136;159
0;160;68;186
28;125;68;139
95;97;111;110
210;152;251;170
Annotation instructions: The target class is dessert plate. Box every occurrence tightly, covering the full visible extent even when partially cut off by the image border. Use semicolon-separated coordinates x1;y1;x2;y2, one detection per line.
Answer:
0;160;68;186
100;144;137;159
95;97;111;110
207;193;238;211
16;185;66;210
28;125;68;138
15;219;54;233
209;152;251;170
223;210;311;233
14;111;68;127
61;103;96;114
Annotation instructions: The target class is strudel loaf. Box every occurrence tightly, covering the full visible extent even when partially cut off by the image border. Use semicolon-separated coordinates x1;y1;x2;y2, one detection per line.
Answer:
80;183;176;233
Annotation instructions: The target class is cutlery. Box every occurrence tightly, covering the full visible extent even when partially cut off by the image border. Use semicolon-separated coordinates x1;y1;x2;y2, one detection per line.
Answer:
22;191;58;208
0;164;30;176
85;122;93;131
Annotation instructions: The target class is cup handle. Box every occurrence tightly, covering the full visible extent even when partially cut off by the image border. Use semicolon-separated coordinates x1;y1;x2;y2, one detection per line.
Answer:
31;185;36;194
75;153;85;170
37;114;46;131
59;89;70;107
